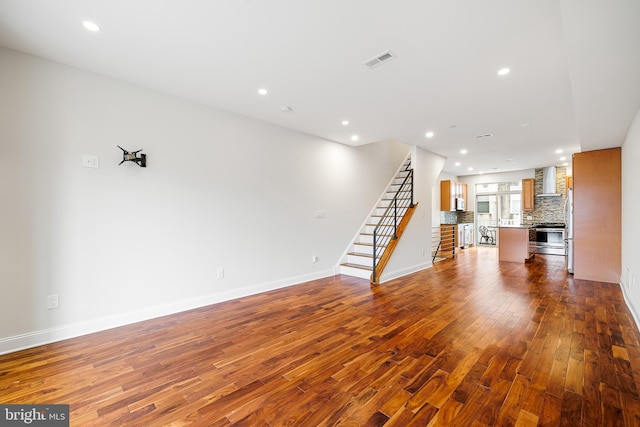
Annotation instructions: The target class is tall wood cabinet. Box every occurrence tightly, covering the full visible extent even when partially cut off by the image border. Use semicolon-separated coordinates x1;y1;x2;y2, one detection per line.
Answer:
573;147;621;283
522;178;535;211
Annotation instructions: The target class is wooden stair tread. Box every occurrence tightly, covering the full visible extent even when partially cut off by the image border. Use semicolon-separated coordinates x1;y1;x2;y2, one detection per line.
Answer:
371;213;408;218
347;252;381;258
340;263;373;271
353;242;387;248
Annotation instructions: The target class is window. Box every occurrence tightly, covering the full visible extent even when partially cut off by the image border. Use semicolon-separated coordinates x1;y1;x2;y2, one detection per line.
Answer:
475;181;523;241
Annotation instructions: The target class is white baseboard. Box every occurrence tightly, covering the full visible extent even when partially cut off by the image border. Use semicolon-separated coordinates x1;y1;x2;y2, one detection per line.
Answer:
619;281;640;332
379;262;432;283
0;269;335;355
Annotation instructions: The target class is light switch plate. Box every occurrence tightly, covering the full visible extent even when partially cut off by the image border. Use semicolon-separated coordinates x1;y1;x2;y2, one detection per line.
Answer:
83;155;99;168
47;294;59;309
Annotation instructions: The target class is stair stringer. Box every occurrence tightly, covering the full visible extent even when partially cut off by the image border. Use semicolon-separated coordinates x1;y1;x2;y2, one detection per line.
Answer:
371;202;418;284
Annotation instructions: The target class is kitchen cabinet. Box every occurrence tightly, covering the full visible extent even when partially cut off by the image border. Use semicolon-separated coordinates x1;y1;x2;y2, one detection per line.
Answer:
441;180;454;211
573;148;620;283
462;184;468;208
440;180;467;211
522;178;535;211
457;223;474;248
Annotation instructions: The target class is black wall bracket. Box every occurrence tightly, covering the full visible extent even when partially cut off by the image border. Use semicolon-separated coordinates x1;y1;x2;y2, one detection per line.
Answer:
117;145;146;167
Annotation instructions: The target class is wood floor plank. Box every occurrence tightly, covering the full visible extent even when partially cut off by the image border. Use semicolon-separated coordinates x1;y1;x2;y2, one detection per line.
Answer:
2;247;640;425
496;374;530;426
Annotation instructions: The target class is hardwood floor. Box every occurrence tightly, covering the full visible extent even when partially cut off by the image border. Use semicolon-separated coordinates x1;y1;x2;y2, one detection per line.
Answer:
2;247;640;426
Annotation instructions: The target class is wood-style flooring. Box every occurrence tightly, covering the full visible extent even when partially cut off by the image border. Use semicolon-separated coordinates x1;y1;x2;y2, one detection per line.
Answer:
1;247;640;426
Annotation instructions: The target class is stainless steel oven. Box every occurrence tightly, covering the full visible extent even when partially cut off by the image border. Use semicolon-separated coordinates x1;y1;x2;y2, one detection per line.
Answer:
532;224;566;255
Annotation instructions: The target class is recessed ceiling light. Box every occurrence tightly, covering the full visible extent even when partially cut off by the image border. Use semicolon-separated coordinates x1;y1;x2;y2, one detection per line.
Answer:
460;149;468;154
351;135;359;142
498;68;510;76
425;131;435;138
258;88;268;95
455;162;461;166
82;21;101;32
468;167;474;171
479;171;484;175
555;149;563;154
341;120;349;126
280;106;292;113
559;156;567;161
520;122;531;127
562;162;569;166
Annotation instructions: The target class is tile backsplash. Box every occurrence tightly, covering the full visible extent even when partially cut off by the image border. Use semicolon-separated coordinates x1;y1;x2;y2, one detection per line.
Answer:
523;166;568;225
441;210;475;224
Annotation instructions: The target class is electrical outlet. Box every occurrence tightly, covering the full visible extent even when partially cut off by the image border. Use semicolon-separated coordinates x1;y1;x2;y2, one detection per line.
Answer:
217;268;224;279
315;210;325;219
312;255;319;263
47;294;59;309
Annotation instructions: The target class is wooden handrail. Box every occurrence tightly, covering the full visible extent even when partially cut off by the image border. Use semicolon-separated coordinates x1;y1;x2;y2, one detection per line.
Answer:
370;203;418;284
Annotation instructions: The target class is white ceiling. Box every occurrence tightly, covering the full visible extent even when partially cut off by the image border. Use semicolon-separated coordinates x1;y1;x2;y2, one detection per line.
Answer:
1;0;638;175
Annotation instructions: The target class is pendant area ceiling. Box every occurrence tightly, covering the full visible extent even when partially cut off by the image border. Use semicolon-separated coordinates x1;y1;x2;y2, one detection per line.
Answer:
0;0;638;175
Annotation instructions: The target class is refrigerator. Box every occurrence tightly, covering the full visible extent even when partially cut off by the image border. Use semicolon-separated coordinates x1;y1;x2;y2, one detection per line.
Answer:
564;188;574;273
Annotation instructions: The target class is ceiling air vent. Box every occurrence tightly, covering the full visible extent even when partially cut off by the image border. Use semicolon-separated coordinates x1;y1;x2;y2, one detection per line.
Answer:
364;50;396;69
475;133;494;139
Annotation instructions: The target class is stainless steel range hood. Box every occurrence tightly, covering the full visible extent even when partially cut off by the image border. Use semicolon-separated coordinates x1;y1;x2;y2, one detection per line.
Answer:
538;166;561;197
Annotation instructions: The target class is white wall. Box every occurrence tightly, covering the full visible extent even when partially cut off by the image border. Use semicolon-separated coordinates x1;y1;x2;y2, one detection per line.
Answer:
621;109;640;324
0;47;411;353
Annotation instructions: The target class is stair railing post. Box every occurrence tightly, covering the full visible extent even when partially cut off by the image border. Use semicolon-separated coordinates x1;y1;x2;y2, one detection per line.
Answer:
393;197;398;239
410;169;414;207
372;228;377;283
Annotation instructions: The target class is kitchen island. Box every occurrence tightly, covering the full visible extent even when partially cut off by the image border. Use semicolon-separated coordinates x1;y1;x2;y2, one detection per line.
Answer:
498;225;535;263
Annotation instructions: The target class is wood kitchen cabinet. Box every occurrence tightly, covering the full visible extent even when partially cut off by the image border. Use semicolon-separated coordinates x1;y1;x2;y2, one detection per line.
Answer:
522;178;535;211
573;148;621;283
440;180;467;211
441;180;454;211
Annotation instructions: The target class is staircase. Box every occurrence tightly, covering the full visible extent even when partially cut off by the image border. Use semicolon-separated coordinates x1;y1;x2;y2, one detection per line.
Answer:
339;156;416;284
